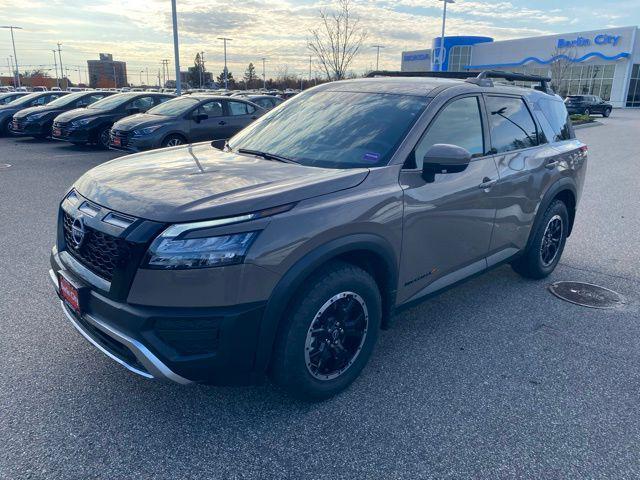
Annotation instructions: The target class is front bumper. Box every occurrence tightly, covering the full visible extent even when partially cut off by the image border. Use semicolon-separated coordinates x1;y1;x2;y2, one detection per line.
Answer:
10;119;45;136
51;126;90;143
50;248;267;385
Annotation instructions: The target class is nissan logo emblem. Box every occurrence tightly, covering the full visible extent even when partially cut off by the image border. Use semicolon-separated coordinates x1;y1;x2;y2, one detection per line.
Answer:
71;217;86;249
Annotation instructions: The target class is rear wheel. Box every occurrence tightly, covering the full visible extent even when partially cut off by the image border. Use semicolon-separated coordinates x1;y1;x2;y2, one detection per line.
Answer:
271;261;381;400
2;118;11;135
512;200;568;279
603;108;611;118
161;134;186;147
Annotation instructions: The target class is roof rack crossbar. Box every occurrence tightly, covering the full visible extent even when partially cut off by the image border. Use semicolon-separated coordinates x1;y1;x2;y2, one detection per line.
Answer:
365;69;554;94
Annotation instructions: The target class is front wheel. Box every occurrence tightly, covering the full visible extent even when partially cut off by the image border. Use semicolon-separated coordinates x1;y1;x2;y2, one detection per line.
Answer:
271;261;381;400
512;200;569;279
161;134;186;148
97;126;111;149
603;108;611;118
584;108;591;116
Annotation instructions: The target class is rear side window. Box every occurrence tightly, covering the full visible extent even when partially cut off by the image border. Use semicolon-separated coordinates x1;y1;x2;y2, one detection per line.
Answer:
412;96;485;169
485;96;538;153
228;101;255;115
130;96;154;110
539;98;572;142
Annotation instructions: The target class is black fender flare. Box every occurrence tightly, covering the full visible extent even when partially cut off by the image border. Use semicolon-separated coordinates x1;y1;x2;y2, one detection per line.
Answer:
253;233;399;374
525;177;577;251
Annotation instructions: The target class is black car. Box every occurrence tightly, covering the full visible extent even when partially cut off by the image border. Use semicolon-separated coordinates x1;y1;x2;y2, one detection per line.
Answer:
0;92;28;105
564;95;612;117
109;95;265;152
11;91;115;139
51;92;175;148
0;91;68;135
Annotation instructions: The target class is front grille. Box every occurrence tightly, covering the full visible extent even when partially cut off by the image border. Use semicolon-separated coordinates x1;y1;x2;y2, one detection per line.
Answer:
110;129;133;147
53;120;74;138
12;118;26;132
63;212;131;281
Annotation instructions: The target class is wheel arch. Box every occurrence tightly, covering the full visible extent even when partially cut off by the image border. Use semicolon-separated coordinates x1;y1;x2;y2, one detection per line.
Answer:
527;178;577;251
161;131;188;146
253;234;399;375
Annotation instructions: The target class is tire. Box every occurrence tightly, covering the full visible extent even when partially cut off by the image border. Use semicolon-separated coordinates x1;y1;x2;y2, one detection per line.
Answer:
584;108;590;116
2;118;11;135
271;261;382;400
161;134;186;148
603;108;611;118
512;200;569;279
97;126;111;149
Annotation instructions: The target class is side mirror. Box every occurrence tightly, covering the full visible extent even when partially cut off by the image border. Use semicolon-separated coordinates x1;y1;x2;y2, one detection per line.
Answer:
194;113;208;123
126;107;140;114
422;144;472;182
211;139;227;150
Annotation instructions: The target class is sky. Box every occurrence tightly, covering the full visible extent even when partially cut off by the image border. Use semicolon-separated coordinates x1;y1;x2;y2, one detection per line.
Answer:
0;0;638;84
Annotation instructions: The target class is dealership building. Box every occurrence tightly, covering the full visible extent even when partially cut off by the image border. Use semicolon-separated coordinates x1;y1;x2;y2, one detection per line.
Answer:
401;26;640;107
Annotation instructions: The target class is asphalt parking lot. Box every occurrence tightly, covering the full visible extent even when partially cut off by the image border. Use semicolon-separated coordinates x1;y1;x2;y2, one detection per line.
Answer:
1;110;639;479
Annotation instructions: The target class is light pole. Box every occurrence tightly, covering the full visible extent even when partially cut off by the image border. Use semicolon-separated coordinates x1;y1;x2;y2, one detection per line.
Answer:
261;57;266;90
52;50;59;88
437;0;454;72
372;45;385;71
1;26;22;87
170;0;182;94
56;42;64;87
218;37;232;89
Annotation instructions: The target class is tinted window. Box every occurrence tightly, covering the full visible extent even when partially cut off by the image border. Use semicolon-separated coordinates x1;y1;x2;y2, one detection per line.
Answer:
130;96;154;110
229;90;427;169
199;100;223;117
539;98;572;142
485;96;538;153
228;101;255;115
86;94;107;104
413;96;484;169
255;98;273;108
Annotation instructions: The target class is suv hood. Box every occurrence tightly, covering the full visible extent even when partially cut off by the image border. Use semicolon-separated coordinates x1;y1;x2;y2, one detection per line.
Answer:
74;143;369;223
113;113;164;131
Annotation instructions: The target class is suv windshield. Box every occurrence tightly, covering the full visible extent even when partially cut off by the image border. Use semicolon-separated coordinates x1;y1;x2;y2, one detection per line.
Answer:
228;90;427;168
147;97;199;116
88;93;135;110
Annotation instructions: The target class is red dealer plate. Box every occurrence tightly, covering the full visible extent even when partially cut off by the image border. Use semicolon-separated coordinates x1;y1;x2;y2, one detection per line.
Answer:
112;136;121;146
59;275;81;314
53;127;61;136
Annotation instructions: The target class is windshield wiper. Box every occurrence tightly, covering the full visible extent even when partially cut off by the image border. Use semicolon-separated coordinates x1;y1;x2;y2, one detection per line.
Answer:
237;148;298;164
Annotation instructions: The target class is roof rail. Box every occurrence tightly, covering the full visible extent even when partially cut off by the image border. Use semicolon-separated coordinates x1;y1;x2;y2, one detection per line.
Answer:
365;69;555;94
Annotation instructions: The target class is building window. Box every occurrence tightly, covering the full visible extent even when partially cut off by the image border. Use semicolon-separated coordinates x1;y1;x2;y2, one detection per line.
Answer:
554;64;615;101
448;45;472;72
626;64;640;107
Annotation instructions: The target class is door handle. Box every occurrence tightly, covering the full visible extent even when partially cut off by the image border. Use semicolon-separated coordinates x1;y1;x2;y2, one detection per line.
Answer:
545;160;559;170
479;177;497;189
218;121;227;125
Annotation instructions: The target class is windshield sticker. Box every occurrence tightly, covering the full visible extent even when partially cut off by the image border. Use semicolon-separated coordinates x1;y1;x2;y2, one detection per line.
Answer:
362;152;380;162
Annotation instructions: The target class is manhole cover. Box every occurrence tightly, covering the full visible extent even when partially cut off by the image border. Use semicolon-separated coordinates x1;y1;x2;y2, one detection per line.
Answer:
0;163;11;169
548;281;625;309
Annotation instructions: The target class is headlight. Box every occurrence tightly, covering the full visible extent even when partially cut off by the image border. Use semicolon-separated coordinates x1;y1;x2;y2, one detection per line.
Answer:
144;231;258;269
71;118;91;127
133;125;162;136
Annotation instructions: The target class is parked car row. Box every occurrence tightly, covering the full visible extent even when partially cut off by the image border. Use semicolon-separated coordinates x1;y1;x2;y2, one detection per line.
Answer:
0;90;279;151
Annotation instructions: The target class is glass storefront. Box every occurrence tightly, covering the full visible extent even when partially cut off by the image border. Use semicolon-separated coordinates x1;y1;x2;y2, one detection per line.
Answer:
499;64;615;100
448;46;472;72
626;64;640;107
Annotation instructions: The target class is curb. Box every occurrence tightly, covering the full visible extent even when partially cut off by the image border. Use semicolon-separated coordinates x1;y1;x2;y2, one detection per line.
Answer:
573;121;603;130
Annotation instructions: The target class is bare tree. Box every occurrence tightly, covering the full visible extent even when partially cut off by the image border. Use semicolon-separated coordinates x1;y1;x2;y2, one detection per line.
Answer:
308;0;367;81
549;46;577;97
